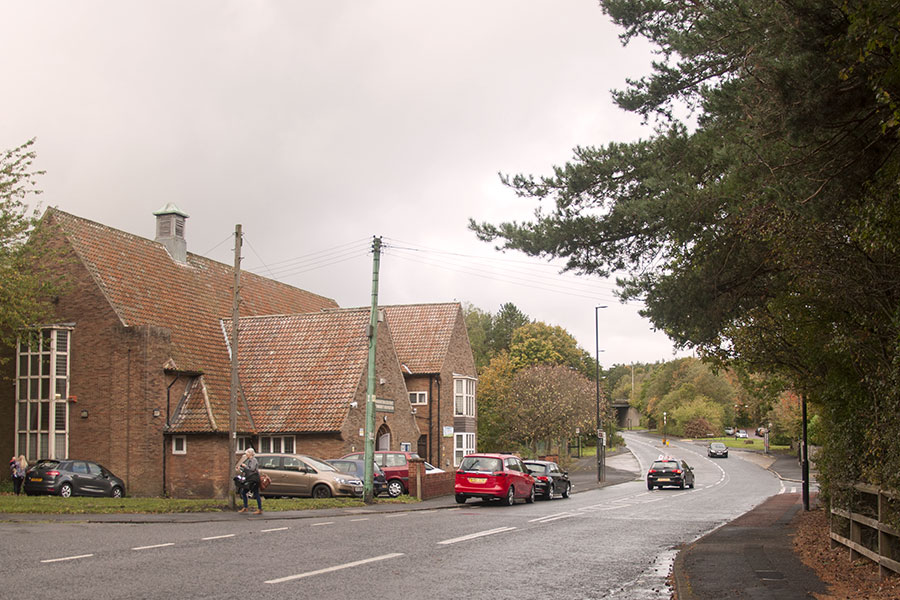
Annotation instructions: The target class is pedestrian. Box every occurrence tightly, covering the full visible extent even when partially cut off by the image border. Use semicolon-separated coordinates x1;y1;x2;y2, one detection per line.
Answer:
14;455;27;496
236;448;262;514
9;456;18;493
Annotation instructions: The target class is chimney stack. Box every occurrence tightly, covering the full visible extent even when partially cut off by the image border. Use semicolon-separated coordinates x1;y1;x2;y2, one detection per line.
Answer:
153;203;189;263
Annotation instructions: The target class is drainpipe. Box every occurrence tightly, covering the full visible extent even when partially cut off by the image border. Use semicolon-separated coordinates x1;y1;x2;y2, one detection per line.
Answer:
436;377;441;468
427;376;434;464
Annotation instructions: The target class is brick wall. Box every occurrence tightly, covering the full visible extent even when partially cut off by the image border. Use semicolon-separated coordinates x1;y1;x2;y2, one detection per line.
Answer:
165;433;230;498
407;458;454;499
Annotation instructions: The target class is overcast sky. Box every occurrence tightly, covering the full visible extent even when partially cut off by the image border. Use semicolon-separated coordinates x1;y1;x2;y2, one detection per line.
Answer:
2;1;688;368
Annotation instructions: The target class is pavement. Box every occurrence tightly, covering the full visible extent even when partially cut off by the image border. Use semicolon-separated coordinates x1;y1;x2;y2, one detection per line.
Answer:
2;444;825;599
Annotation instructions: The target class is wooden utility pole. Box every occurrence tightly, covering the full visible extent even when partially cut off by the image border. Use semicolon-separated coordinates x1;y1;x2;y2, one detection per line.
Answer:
229;224;242;510
363;236;382;503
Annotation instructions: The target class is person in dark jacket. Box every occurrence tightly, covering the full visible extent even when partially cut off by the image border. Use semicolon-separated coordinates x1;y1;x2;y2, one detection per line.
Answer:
236;448;262;514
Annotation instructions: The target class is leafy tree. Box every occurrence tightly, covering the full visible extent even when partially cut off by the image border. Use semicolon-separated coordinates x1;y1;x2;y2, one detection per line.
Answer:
506;364;598;456
672;397;725;437
0;139;65;361
471;0;900;493
462;302;493;371
508;321;594;378
473;352;516;452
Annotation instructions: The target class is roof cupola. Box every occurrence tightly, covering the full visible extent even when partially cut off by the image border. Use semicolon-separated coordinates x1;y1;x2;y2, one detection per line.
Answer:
153;203;189;263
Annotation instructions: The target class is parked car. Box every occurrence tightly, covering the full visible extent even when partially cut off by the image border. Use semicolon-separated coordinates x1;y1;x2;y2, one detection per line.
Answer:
325;459;388;496
707;442;729;458
256;453;363;498
454;453;535;505
735;429;749;438
647;456;695;490
24;459;126;498
340;451;421;498
724;427;735;436
523;459;571;500
423;461;445;474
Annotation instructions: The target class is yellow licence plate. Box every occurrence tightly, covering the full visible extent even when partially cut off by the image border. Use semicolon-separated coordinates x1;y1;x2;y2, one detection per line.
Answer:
30;477;42;482
468;477;487;484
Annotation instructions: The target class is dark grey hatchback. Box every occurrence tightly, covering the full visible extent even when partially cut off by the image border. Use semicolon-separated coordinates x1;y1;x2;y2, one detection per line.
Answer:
24;459;126;498
647;457;695;490
524;460;572;499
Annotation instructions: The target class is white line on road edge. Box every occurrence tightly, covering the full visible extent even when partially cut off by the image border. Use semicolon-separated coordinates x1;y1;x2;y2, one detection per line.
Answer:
41;554;94;563
261;527;289;532
132;543;175;550
531;513;576;524
384;513;408;518
350;518;369;522
310;521;334;527
202;534;236;540
264;553;405;584
438;527;516;545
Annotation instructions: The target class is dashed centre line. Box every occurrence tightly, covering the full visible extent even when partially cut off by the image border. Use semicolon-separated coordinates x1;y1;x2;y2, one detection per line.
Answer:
41;553;94;563
264;553;405;584
438;526;516;545
202;534;236;540
132;543;175;551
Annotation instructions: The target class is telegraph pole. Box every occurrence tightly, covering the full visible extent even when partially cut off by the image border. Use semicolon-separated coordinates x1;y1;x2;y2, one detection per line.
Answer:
229;224;242;510
363;236;382;503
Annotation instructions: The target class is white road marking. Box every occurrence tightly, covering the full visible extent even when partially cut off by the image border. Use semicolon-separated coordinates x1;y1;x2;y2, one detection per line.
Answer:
202;534;236;540
529;512;570;522
531;513;576;523
41;553;94;563
310;521;334;527
264;553;405;584
350;518;369;522
384;513;407;518
261;527;289;532
438;527;516;545
132;543;175;550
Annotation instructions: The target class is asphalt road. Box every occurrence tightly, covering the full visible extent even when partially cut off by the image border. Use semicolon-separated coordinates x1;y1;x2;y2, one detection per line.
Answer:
0;432;788;599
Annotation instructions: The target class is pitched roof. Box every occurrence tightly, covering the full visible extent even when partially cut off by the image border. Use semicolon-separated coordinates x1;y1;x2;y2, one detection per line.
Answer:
223;309;370;433
45;208;339;433
381;303;462;374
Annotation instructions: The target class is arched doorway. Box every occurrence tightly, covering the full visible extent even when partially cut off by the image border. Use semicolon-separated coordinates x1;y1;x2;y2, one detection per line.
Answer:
417;435;428;460
376;425;391;450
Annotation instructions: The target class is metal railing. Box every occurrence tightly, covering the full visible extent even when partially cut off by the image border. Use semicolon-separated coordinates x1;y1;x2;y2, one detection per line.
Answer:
830;482;900;578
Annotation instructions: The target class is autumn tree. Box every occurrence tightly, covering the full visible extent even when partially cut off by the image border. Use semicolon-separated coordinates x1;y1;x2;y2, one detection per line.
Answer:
508;321;593;378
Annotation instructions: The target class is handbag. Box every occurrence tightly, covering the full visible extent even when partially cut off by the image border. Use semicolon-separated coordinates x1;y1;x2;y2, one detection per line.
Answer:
260;472;271;490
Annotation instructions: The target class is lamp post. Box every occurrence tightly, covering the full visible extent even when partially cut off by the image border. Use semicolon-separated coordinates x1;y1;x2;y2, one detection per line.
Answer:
594;305;608;483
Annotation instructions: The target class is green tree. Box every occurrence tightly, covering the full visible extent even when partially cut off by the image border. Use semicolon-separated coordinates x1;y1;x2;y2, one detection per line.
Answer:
508;321;593;378
462;302;493;371
0;139;65;360
471;0;900;493
489;302;530;355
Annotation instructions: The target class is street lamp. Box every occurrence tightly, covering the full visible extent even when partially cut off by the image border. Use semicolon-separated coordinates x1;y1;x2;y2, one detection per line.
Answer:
595;305;608;483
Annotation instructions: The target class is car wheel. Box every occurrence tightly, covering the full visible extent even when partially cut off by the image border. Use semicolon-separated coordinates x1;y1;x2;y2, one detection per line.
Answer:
504;486;515;506
312;484;332;499
110;486;124;498
387;479;404;498
59;483;73;498
647;481;654;490
689;481;695;489
455;494;467;504
545;483;555;500
562;482;571;498
679;480;685;489
526;485;535;504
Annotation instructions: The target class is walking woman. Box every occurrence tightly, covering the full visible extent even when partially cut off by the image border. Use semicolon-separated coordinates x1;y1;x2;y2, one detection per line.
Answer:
236;448;263;514
13;455;27;495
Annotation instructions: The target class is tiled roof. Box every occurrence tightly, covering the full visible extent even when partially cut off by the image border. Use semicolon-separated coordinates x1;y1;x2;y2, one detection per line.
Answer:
223;310;370;433
46;208;339;433
381;303;462;374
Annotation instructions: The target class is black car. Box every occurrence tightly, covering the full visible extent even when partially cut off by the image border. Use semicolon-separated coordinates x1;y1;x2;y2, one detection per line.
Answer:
326;459;388;496
524;460;572;499
647;457;695;490
707;442;729;458
24;459;126;498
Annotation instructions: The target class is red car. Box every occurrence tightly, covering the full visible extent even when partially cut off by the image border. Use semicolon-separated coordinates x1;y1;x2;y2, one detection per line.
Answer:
340;451;420;498
454;453;535;505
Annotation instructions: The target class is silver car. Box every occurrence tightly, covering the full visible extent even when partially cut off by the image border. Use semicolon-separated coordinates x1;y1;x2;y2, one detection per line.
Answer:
256;453;363;498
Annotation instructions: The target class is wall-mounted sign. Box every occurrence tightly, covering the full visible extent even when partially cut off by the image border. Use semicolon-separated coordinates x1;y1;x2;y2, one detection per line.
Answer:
400;442;411;452
443;426;454;437
375;398;394;413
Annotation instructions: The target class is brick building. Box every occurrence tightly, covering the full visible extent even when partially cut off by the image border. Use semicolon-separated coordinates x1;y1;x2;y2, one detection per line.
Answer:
1;206;474;498
382;304;477;471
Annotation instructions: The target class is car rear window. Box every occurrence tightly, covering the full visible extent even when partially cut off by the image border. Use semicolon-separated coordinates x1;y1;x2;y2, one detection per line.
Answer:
459;456;502;472
651;461;678;470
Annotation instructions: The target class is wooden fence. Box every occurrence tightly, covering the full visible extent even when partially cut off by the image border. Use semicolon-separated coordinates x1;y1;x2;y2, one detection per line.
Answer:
830;482;900;578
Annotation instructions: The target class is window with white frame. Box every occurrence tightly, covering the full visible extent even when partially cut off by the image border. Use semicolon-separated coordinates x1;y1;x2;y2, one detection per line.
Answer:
409;391;427;406
453;377;476;417
236;436;252;453
172;436;186;455
16;328;71;462
260;435;295;454
454;432;475;467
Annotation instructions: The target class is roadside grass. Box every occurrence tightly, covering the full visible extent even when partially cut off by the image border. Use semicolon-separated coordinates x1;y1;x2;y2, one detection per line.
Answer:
0;492;418;515
702;436;790;452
